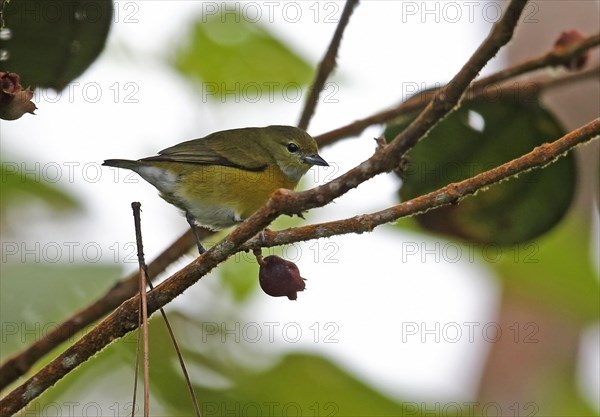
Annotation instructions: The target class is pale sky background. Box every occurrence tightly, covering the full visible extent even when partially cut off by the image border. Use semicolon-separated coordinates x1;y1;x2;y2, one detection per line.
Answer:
1;0;598;410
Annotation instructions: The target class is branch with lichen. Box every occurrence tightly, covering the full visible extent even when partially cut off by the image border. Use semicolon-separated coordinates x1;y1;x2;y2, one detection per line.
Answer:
242;119;599;250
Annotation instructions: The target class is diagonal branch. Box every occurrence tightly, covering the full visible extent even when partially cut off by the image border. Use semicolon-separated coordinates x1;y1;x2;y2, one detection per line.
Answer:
298;0;359;130
477;31;600;86
343;0;531;173
240;120;600;249
0;1;531;413
315;32;600;147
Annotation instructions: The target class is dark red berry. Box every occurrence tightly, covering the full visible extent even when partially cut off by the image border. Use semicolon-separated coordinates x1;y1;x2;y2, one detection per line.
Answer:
0;72;37;120
258;255;306;300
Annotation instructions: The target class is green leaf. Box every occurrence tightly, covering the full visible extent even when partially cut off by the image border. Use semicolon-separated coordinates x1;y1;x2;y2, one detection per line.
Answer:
2;0;113;89
172;9;313;100
386;95;576;245
219;252;260;302
227;353;408;417
0;161;80;216
493;214;599;323
0;263;121;362
29;313;411;417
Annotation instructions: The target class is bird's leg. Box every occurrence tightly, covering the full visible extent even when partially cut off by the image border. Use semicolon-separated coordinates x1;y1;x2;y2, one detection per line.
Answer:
186;211;207;254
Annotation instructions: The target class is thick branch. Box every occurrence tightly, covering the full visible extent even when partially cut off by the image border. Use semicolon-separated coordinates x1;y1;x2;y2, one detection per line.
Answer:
0;2;531;413
241;119;600;249
298;0;359;130
315;32;600;147
384;0;534;156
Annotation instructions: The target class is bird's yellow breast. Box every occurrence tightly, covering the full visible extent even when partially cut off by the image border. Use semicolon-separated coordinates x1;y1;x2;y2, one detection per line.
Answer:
148;162;298;229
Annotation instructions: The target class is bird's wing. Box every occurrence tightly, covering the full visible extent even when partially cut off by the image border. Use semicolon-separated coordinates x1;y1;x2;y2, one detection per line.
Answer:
141;128;268;172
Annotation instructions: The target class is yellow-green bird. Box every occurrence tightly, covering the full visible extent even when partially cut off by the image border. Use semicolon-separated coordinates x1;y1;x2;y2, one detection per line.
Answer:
103;125;328;253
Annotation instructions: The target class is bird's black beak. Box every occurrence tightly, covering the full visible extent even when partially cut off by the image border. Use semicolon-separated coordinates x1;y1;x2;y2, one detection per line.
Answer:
302;154;329;167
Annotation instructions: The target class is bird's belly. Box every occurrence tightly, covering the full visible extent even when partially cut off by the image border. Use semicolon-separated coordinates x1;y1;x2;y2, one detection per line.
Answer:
185;204;242;230
174;165;297;229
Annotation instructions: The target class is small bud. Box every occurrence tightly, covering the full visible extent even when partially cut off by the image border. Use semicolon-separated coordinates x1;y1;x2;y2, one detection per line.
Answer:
0;72;37;120
554;30;589;71
258;255;306;300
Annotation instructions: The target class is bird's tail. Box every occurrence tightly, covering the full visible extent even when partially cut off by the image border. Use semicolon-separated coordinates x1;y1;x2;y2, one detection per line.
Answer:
103;159;177;192
102;159;141;171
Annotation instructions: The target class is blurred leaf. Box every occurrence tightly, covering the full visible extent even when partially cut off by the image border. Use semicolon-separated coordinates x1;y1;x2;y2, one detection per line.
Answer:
386;95;576;245
536;378;599;417
493;214;599;323
0;263;121;361
224;354;407;417
2;0;113;89
31;319;410;416
0;161;80;215
219;254;259;302
173;8;313;99
476;214;598;416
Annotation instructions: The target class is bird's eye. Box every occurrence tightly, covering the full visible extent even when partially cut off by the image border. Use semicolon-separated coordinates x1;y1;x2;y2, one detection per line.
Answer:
287;143;299;153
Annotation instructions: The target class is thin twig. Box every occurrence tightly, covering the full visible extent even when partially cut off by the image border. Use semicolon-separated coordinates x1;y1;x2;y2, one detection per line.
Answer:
297;0;359;130
132;206;202;416
131;203;150;417
133;212;201;416
131;233;144;417
146;278;202;417
475;32;599;86
314;32;600;147
1;33;596;392
131;307;141;417
0;2;536;412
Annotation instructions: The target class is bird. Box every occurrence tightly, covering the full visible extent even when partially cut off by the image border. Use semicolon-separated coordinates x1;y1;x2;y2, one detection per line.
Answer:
103;125;328;253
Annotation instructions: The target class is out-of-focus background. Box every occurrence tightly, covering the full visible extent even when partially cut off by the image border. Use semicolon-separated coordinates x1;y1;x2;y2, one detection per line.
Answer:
1;1;599;416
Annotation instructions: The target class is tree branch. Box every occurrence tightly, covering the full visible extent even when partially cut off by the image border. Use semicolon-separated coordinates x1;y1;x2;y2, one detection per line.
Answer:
240;120;600;250
477;32;599;86
358;0;529;170
0;1;532;413
298;0;359;130
314;32;599;147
